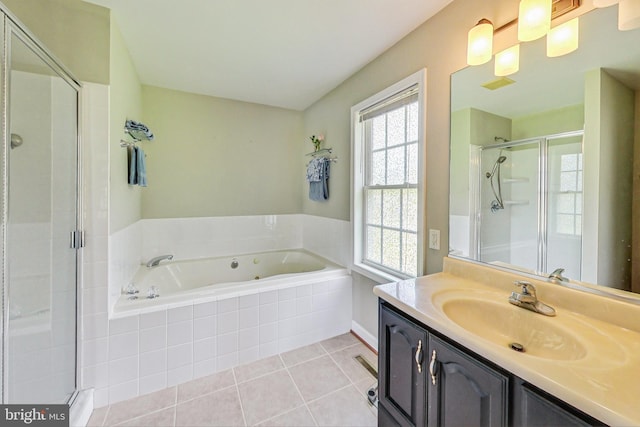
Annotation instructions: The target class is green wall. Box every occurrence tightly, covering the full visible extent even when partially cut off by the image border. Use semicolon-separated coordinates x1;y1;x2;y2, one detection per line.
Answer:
2;0;109;84
140;85;304;218
511;104;584;140
109;19;143;232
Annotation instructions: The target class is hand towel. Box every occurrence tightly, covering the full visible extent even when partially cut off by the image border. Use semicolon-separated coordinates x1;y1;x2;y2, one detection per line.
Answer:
309;158;330;201
128;146;136;185
136;146;148;187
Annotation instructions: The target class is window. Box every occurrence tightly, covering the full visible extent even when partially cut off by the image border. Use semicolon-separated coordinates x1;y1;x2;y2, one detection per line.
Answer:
555;153;583;236
351;70;425;281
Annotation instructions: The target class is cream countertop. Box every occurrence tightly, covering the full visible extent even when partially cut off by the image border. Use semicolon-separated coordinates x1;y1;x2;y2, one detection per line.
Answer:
373;257;640;426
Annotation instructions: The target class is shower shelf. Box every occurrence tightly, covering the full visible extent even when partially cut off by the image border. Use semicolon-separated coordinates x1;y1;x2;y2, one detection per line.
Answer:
504;200;529;206
503;178;529;183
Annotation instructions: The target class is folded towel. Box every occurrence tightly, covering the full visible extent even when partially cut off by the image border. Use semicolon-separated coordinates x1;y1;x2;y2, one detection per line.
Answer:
125;120;154;141
136;146;148;187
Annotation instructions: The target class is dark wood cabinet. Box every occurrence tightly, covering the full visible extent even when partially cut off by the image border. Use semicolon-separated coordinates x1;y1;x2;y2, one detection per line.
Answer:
512;380;604;427
378;301;604;427
379;304;428;427
427;335;508;427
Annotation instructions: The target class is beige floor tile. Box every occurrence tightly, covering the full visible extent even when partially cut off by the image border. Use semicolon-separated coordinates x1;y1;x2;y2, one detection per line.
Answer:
87;406;108;427
319;333;359;353
256;405;317;427
115;407;176;427
288;355;350;402
280;343;326;367
105;387;177;426
177;369;235;402
307;385;377;427
354;377;378;399
237;370;304;425
175;386;244;426
234;355;284;383
330;342;378;384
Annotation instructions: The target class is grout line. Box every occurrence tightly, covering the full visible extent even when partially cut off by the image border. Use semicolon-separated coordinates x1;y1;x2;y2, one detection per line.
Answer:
101;406;110;427
282;360;318;427
231;367;248;427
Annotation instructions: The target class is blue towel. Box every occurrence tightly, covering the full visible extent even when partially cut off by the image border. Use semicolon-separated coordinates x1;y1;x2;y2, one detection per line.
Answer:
128;146;148;187
136;146;147;187
309;158;330;201
306;157;324;182
125;120;154;141
128;146;136;185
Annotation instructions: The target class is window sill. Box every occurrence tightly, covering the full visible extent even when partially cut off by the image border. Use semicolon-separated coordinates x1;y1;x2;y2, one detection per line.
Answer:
351;262;406;284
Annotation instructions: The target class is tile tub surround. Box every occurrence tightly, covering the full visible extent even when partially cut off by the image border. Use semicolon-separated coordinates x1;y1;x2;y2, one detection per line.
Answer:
84;276;353;406
87;333;377;427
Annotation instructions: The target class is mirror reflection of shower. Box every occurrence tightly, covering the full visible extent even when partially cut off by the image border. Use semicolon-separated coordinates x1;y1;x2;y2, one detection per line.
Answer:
485;150;508;213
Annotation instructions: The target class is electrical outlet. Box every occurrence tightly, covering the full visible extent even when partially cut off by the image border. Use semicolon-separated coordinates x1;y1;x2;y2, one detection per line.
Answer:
429;229;440;250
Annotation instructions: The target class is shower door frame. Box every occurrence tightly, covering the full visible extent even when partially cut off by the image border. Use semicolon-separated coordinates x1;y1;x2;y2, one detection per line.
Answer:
0;6;84;405
473;130;584;275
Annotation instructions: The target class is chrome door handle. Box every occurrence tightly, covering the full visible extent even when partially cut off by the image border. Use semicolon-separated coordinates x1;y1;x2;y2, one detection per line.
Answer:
429;349;437;385
415;339;423;373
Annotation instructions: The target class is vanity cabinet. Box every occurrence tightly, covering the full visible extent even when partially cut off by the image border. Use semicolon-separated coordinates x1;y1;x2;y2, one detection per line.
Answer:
379;301;603;427
427;335;508;427
378;303;428;427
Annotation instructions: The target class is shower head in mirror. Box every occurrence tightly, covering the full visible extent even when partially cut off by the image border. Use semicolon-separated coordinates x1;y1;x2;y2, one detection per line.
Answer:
10;133;23;149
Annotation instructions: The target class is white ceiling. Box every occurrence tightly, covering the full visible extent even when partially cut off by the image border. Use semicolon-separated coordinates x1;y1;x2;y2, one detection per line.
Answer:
84;0;453;110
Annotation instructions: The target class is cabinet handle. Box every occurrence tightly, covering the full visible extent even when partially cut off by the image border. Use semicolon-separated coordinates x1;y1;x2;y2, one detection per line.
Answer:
415;339;423;373
429;349;437;385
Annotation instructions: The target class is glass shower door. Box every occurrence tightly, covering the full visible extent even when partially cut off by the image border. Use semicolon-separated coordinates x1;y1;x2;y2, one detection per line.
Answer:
5;28;79;404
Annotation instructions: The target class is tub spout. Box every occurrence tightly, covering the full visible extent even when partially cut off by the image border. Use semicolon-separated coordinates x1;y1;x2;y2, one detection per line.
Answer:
146;254;174;268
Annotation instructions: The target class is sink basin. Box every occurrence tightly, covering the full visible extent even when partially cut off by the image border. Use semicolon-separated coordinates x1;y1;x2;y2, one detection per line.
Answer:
440;297;587;361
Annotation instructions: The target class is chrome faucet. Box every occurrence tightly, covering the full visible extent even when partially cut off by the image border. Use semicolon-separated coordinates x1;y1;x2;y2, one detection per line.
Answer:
146;254;174;268
548;268;568;283
508;281;556;316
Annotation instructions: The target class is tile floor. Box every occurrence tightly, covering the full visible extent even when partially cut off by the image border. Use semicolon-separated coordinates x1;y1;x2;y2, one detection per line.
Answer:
87;333;378;426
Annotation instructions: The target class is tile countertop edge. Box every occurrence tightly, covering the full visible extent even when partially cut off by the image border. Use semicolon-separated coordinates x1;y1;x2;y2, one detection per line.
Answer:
373;273;640;427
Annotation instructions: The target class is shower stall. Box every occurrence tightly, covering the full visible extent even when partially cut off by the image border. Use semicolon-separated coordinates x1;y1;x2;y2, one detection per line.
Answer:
1;9;82;406
471;131;584;280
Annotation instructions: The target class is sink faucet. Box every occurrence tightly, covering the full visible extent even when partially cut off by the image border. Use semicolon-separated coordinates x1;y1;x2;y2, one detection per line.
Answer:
548;268;568;283
508;281;556;316
146;254;174;268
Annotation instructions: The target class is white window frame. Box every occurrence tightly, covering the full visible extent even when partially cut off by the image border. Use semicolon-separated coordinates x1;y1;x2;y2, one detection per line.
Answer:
350;69;427;283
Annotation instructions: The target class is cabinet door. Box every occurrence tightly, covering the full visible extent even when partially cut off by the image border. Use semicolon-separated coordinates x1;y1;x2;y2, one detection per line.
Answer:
513;380;604;427
379;304;428;427
427;335;508;427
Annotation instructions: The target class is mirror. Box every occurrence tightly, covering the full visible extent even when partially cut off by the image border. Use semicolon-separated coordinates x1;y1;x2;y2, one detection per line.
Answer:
449;6;640;294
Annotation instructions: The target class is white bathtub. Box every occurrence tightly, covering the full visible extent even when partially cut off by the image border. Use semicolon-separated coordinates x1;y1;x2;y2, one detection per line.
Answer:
113;249;349;316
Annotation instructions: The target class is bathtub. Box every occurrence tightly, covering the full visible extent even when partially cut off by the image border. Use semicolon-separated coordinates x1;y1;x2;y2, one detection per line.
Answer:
112;249;349;316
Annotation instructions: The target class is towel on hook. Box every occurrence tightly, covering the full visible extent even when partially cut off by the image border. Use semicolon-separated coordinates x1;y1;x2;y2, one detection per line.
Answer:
125;120;154;141
309;158;330;201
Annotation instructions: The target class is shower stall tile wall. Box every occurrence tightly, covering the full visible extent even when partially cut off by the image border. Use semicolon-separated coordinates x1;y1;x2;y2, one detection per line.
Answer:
89;277;352;406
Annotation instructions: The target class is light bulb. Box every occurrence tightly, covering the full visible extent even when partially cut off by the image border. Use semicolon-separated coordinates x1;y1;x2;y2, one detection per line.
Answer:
547;18;579;57
494;45;520;76
518;0;552;41
467;19;494;66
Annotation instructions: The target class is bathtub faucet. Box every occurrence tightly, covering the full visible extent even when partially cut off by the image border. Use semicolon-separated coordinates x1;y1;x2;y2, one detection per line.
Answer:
146;254;174;268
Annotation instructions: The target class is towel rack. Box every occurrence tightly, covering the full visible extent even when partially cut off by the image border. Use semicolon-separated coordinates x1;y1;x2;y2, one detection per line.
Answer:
120;120;154;148
305;147;338;163
120;129;141;148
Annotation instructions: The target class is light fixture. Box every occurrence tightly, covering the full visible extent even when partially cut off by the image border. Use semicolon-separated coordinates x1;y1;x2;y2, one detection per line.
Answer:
592;0;619;7
547;17;579;57
518;0;552;41
618;0;640;30
494;45;520;76
467;19;494;66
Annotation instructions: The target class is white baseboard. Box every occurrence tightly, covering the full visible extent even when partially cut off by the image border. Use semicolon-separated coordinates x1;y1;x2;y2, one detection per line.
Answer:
351;320;378;351
70;388;94;427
